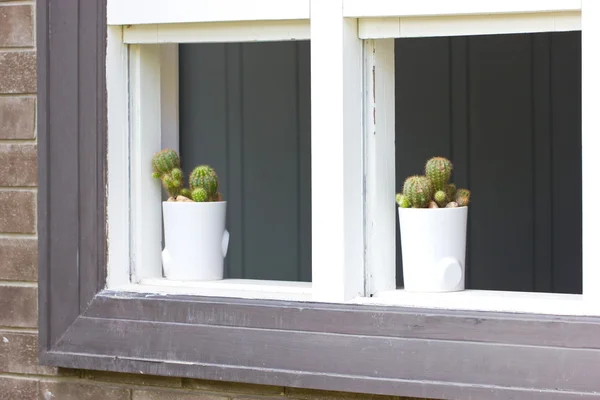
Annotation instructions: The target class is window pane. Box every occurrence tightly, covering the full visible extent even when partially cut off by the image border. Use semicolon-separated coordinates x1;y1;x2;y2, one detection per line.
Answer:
179;41;312;281
395;32;582;293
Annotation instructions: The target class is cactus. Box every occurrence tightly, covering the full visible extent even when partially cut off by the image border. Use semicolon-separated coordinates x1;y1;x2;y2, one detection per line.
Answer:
425;157;453;192
189;165;219;202
180;188;191;199
434;190;448;208
445;183;457;201
456;188;471;207
403;175;433;208
151;149;180;177
161;168;183;198
396;193;410;208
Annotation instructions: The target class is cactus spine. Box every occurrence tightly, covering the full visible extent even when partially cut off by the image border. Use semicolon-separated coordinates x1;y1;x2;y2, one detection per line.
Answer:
425;157;453;192
403;175;433;208
189;165;220;202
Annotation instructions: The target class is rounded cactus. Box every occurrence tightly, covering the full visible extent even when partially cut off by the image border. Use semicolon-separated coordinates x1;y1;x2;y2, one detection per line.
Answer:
161;170;183;198
180;188;191;199
396;193;410;208
151;149;180;176
456;188;471;207
189;165;219;202
403;175;433;208
445;183;457;201
434;190;448;208
425;157;453;192
191;187;208;202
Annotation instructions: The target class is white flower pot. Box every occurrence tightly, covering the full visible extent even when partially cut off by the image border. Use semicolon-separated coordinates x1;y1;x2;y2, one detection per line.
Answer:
398;206;468;292
161;201;230;281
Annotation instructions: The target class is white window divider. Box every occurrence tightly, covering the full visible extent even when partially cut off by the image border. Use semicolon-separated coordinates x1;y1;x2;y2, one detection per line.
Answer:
310;0;364;302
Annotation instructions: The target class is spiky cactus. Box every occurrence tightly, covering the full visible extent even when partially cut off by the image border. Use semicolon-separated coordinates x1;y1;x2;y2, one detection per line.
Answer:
456;188;471;207
434;190;448;208
151;149;180;178
425;157;453;192
403;175;433;208
189;165;220;202
396;193;410;208
180;188;191;199
445;183;457;201
160;168;184;198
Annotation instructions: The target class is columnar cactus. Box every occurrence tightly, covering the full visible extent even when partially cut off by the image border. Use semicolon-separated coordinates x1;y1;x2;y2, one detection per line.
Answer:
456;188;471;207
425;157;453;192
151;149;180;178
189;165;220;202
403;175;433;208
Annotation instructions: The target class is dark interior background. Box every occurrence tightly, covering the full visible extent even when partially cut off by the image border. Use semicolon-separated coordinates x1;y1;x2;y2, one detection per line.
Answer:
178;31;582;293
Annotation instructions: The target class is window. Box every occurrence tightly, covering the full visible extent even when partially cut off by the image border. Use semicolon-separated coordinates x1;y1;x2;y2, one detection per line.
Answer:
38;1;600;398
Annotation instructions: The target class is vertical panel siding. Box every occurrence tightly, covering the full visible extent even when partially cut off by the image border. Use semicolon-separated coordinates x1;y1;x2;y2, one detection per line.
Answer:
395;32;582;293
179;41;311;281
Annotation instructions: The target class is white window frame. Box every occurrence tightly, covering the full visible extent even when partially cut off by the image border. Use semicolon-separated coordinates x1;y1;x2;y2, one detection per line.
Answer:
106;0;600;316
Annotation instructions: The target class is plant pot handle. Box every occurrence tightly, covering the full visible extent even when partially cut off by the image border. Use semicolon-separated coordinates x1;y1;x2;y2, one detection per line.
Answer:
162;248;173;277
222;229;230;258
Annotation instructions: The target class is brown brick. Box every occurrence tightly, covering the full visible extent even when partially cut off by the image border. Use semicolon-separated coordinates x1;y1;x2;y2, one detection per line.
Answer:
0;97;36;139
0;51;36;93
0;190;35;233
0;238;37;281
0;332;60;375
82;370;182;388
184;379;284;396
0;143;37;186
0;5;34;47
39;381;131;400
0;285;37;327
132;389;228;400
0;376;38;400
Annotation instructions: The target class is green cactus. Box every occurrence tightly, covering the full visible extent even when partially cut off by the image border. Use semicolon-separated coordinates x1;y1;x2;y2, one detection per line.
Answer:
403;175;433;208
161;168;183;198
151;149;180;177
189;165;219;202
425;157;453;192
445;183;457;201
180;188;191;199
434;190;448;208
395;193;410;208
456;188;471;207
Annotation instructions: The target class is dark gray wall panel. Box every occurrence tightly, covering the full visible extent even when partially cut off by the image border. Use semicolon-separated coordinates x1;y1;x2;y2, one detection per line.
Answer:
395;32;582;293
179;41;311;281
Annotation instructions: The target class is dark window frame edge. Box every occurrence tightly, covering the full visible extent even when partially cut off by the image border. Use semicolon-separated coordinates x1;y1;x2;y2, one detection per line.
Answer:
36;0;600;398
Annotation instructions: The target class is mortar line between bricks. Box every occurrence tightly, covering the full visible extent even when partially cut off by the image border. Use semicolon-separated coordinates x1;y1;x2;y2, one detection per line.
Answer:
0;139;37;144
0;280;37;287
0;326;37;333
0;1;36;6
0;93;36;98
0;232;36;239
0;187;37;192
0;47;35;52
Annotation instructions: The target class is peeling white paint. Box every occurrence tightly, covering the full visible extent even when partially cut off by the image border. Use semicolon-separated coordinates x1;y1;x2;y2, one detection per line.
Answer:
2;337;8;343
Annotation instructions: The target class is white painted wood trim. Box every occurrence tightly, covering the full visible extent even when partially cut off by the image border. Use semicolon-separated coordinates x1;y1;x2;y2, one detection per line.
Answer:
106;26;131;288
354;290;596;316
359;12;581;39
108;0;309;25
344;0;581;18
310;0;364;302
160;44;179;152
582;0;600;300
129;44;164;282
115;279;312;302
364;39;396;296
123;20;311;44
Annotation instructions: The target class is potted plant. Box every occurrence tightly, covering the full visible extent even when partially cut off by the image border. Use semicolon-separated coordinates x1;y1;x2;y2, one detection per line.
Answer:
152;149;229;281
395;157;471;292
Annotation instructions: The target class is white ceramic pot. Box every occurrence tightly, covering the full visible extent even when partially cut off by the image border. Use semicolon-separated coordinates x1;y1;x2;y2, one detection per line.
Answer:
398;206;468;292
161;201;229;281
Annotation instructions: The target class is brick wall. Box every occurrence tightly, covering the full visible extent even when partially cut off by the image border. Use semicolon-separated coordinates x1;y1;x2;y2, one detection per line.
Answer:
0;2;422;399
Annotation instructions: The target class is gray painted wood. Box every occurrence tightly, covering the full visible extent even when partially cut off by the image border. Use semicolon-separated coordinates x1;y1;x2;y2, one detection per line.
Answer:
179;42;311;281
395;33;582;293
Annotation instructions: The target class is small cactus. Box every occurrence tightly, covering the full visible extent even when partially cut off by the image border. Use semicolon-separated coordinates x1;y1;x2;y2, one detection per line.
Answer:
151;149;180;176
161;169;183;198
180;188;191;199
456;188;471;207
434;190;448;207
425;157;453;192
396;193;410;208
189;165;219;202
445;183;457;201
403;175;433;208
